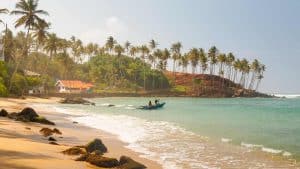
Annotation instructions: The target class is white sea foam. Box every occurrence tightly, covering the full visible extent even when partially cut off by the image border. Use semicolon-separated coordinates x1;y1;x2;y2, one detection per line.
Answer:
274;94;300;99
221;138;232;143
241;142;263;148
44;104;298;169
283;151;292;157
262;147;283;154
101;103;110;106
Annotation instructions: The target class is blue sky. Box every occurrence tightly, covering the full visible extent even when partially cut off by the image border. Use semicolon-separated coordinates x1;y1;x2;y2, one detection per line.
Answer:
1;0;300;94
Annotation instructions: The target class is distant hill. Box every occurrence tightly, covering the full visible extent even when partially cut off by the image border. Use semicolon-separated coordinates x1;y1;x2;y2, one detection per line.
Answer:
164;72;272;98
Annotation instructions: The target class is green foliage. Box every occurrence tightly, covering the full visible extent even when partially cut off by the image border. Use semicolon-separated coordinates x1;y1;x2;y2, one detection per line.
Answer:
10;73;27;96
26;76;42;87
171;85;188;93
0;82;8;97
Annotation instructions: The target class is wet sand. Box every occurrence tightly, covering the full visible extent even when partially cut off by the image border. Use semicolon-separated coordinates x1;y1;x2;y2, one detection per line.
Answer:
0;97;162;169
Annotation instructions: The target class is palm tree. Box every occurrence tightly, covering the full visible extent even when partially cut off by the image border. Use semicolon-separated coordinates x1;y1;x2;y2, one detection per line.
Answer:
179;53;189;73
9;0;48;91
188;48;199;74
226;52;235;80
160;48;170;71
171;42;182;75
149;39;158;52
105;36;116;54
11;0;49;56
0;8;9;25
124;41;131;55
255;64;265;91
217;53;226;77
233;59;241;83
129;46;137;58
208;46;218;75
139;45;150;90
32;20;49;52
114;44;125;78
114;44;124;57
44;33;60;60
239;58;250;88
248;59;260;90
199;48;207;74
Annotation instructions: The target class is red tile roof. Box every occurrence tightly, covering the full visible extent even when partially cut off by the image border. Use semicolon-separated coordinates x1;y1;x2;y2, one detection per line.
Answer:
58;80;93;89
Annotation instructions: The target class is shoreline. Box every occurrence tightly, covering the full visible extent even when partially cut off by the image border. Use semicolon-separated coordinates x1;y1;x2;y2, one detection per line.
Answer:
0;97;162;169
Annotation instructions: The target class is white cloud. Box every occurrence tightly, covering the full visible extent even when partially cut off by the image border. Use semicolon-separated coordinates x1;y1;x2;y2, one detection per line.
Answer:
80;16;128;45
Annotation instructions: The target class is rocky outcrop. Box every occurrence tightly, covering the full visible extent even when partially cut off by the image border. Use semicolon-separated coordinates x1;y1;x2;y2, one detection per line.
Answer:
0;109;8;117
85;154;119;168
59;97;95;105
40;128;62;137
7;107;55;125
62;146;86;155
64;138;147;169
118;156;147;169
85;138;107;154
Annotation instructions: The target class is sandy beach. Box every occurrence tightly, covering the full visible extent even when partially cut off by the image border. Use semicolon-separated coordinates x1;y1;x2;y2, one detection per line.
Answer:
0;97;162;169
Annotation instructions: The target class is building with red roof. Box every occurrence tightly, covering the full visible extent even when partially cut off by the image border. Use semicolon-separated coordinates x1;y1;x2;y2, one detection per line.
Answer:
55;80;94;93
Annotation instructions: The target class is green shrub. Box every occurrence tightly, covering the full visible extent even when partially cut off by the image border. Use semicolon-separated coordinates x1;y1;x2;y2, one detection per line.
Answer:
0;82;8;97
10;73;27;96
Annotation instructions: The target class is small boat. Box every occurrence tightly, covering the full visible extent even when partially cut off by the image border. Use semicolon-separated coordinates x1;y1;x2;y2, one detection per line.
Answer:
138;102;166;110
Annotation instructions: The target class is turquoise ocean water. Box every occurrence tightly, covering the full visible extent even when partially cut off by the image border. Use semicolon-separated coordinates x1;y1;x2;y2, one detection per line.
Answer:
41;96;300;169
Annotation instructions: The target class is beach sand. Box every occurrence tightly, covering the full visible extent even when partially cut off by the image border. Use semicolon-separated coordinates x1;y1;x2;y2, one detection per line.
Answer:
0;97;162;169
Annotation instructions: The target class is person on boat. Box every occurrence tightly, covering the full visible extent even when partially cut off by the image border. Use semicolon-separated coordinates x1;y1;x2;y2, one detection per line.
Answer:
148;101;153;107
155;99;159;105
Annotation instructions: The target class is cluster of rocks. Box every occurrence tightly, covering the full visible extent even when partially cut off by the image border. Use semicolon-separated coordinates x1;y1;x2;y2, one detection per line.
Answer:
0;107;55;125
59;97;95;106
63;138;146;169
39;127;63;145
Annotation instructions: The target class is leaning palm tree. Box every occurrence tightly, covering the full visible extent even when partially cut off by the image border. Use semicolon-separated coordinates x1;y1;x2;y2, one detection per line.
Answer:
248;59;260;90
0;8;9;25
255;64;265;91
208;46;218;75
188;48;199;74
226;52;235;80
217;53;226;77
171;42;182;75
179;53;189;73
199;48;207;74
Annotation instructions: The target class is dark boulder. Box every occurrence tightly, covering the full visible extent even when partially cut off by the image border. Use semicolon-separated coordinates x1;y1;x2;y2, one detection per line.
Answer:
62;146;86;155
18;107;39;121
85;154;119;168
48;137;57;141
7;107;55;125
85;138;107;154
118;156;147;169
0;109;8;117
